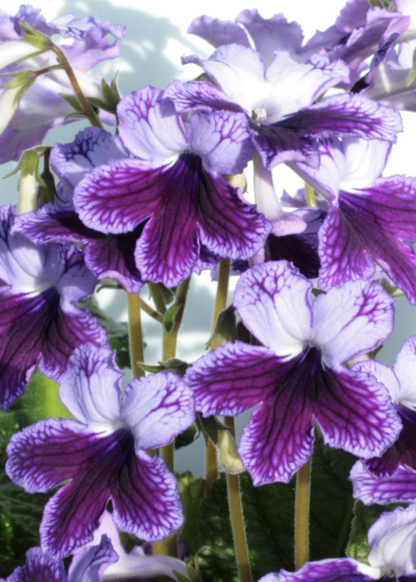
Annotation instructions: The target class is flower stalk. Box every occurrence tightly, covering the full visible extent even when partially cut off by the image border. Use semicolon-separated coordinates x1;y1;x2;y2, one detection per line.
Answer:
294;457;312;570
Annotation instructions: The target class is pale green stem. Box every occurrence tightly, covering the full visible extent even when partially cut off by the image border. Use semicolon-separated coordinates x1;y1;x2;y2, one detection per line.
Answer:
127;293;145;379
17;173;37;215
50;44;103;128
205;259;230;497
295;458;312;570
224;416;252;582
304;183;318;208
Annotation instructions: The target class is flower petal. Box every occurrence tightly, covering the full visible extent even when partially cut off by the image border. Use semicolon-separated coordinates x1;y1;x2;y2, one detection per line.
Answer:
351;461;416;505
68;535;118;582
185;341;282;417
111;451;184;541
121;372;195;450
233;261;312;358
5;547;66;582
312;279;394;367
258;558;380;582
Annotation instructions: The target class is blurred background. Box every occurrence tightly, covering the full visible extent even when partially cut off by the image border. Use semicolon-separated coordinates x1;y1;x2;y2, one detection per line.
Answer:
1;0;416;473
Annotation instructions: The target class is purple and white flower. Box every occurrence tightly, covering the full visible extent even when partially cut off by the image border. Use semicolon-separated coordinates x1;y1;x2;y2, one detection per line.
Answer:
0;205;108;409
185;260;401;485
73;86;270;288
6;346;195;558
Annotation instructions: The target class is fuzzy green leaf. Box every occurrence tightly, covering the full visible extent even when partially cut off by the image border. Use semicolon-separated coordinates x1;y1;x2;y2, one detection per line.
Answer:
164;302;181;333
178;472;205;552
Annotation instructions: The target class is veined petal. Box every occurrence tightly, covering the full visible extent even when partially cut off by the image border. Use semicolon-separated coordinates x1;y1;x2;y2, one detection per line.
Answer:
5;547;66;582
6;419;101;493
233;261;312;358
312;279;394;367
351;461;416;505
117;86;186;166
394;336;416;407
188;15;250;48
121;372;195;450
259;558;380;582
163;79;236;114
315;366;401;459
111;451;184;541
58;346;123;430
51;127;128;189
186;110;254;174
40;428;133;558
185;341;282;416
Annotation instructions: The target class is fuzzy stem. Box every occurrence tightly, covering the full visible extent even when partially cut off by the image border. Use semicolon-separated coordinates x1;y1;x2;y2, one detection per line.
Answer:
127;293;145;379
224;416;252;582
295;458;312;570
50;45;103;128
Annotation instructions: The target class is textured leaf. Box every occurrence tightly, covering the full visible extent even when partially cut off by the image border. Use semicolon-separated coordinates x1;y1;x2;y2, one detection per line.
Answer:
178;472;205;552
192;432;357;582
346;501;405;563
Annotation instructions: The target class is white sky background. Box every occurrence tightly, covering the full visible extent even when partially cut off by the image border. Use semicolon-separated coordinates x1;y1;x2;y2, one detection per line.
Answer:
2;0;416;469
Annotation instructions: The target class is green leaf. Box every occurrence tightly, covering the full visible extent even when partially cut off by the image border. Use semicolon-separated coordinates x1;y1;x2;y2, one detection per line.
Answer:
191;432;357;582
309;431;356;561
0;371;61;575
346;501;406;563
164;302;181;333
59;92;83;112
19;21;52;50
3;146;47;184
177;472;205;551
101;77;120;109
175;424;198;450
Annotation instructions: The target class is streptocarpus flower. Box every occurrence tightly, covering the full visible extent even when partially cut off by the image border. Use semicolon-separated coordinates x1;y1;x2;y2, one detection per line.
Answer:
6;346;195;558
0;205;108;409
164;44;402;170
185;260;401;485
73;86;270;288
292;137;416;304
2;535;117;582
259;504;416;582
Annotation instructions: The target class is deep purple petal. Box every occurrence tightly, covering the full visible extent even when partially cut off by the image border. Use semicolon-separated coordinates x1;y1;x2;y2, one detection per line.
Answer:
58;346;123;429
187;15;250;48
318;204;375;289
38;304;109;382
40;428;133;558
68;535;118;582
233;261;312;358
266;231;321;279
6;419;100;493
5;547;66;582
259;558;379;582
253;125;319;170
85;229;144;294
163;80;238;114
121;372;195;450
335;189;416;304
185;341;282;417
351;461;416;505
111;451;183;541
51;127;128;189
314;366;401;459
278;93;402;143
239;380;315;485
312;279;394;367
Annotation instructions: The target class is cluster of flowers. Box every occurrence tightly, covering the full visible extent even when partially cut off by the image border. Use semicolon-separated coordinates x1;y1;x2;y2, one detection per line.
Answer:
3;0;416;580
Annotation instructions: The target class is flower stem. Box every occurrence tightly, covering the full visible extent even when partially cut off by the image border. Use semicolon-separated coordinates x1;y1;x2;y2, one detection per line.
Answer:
205;258;231;497
294;458;312;570
50;44;103;129
148;282;167;314
127;293;145;379
224;416;252;582
140;298;164;323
